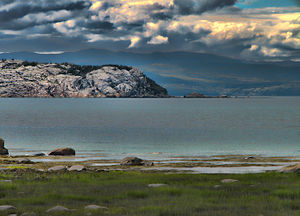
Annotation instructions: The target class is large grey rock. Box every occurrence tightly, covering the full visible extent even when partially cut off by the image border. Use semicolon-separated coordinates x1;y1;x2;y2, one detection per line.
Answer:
46;206;70;213
0;138;4;148
0;147;8;155
120;157;154;166
84;205;108;210
0;205;16;211
68;165;86;172
48;148;75;156
120;157;144;166
0;138;8;155
48;165;67;172
0;60;168;98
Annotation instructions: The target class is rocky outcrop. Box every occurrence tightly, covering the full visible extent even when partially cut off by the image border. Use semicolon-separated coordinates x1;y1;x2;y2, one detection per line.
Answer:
0;60;168;98
0;138;9;155
48;148;75;156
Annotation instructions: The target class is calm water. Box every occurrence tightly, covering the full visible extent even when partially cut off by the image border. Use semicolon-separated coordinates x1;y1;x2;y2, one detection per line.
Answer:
0;97;299;159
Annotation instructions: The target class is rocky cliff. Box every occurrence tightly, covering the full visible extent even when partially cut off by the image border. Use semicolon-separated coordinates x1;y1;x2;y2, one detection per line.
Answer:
0;60;168;98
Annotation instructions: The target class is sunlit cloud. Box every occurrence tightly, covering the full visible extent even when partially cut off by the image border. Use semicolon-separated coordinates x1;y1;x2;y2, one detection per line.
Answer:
0;0;298;60
148;35;169;44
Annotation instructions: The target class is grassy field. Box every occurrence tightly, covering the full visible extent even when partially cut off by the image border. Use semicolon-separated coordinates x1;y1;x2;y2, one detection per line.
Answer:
0;170;299;215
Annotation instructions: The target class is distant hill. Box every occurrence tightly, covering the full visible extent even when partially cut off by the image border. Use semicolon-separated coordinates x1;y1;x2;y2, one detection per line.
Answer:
1;49;299;96
0;59;168;98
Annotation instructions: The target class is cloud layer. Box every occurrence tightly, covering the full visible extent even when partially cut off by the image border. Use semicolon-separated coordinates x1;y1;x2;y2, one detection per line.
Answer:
0;0;299;61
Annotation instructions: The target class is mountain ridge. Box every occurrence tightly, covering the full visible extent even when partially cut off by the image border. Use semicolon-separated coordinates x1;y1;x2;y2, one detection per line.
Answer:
1;49;299;96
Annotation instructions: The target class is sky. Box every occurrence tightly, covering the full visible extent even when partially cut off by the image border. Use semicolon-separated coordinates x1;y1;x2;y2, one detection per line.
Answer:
0;0;299;62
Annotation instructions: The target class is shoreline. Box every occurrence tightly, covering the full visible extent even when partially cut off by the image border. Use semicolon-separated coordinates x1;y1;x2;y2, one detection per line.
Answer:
1;154;299;174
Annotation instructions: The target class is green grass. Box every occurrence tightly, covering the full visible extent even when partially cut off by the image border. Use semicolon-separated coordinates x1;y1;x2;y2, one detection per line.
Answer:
0;171;299;215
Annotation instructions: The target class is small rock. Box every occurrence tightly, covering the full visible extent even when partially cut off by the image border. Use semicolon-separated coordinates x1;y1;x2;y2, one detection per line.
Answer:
36;169;45;172
21;212;37;216
48;165;67;172
1;180;12;183
221;179;239;183
0;205;17;211
68;165;86;172
33;153;45;156
46;206;70;213
84;205;109;211
148;184;167;188
48;148;75;156
214;185;221;188
16;158;34;164
245;156;255;160
9;214;17;216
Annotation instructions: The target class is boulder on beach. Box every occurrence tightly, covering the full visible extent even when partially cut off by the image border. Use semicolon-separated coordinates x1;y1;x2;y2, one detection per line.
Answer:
121;157;143;166
48;165;67;172
48;148;75;156
0;138;9;155
68;165;86;172
0;138;4;148
280;164;300;173
120;157;154;166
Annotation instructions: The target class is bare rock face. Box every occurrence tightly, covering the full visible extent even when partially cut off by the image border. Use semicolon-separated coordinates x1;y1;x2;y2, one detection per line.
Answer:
0;60;168;98
0;138;8;155
48;148;75;156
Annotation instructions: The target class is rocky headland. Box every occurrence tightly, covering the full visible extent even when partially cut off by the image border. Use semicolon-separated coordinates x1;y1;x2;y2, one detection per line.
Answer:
0;59;168;98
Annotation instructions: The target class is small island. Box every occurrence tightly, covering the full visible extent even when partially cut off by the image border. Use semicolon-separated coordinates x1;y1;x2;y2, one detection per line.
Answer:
184;92;230;98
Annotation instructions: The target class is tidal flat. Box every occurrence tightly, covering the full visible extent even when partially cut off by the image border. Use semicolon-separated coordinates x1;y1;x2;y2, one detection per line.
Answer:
0;155;299;215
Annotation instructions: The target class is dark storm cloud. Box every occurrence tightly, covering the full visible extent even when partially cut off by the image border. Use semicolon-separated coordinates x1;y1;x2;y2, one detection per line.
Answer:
0;0;89;22
173;0;238;15
86;21;115;33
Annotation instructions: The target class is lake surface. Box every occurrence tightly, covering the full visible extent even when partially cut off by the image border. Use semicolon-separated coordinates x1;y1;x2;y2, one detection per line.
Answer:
0;97;299;159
